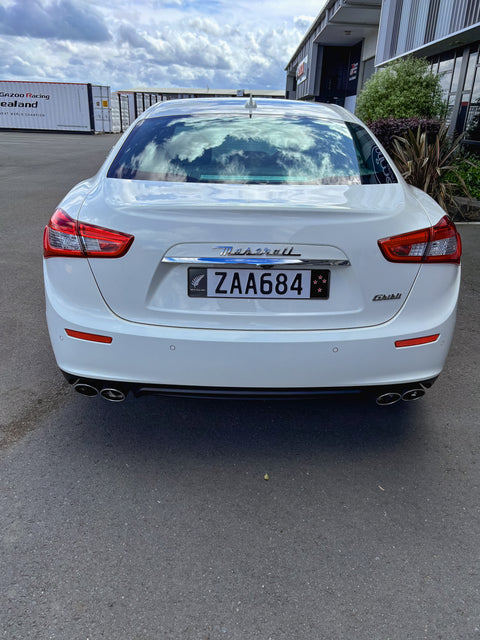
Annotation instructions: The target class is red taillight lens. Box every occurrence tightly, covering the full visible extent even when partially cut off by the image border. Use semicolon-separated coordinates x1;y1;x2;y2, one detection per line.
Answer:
378;216;461;264
43;209;134;258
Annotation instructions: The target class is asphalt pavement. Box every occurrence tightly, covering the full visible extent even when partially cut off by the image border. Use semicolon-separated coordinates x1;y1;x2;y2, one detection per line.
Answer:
1;131;479;640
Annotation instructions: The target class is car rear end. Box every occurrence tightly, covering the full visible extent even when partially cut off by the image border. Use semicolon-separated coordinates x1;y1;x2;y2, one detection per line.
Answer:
43;99;461;403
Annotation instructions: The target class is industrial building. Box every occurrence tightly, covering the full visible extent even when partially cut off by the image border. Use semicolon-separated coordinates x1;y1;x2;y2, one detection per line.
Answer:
286;0;382;112
286;0;480;139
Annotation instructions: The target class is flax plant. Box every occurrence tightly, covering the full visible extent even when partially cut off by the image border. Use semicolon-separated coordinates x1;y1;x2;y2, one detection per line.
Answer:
390;124;471;218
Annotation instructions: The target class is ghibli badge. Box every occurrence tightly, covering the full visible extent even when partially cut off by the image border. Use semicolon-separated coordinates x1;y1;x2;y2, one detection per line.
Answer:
373;293;402;301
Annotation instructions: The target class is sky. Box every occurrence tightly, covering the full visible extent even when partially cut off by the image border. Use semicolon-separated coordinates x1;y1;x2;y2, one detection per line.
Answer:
0;0;326;91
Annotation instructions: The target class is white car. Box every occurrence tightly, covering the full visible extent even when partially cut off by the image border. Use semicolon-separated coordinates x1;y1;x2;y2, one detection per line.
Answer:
43;98;462;405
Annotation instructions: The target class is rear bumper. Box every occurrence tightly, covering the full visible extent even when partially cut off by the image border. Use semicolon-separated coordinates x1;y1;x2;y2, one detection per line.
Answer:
62;371;436;396
44;255;460;393
46;295;458;392
60;370;438;402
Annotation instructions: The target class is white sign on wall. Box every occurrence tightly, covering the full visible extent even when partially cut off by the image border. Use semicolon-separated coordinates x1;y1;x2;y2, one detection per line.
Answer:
0;81;92;131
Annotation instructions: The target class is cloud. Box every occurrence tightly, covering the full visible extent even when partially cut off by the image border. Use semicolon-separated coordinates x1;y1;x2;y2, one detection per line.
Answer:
187;17;222;37
117;24;154;51
294;15;315;32
0;0;321;90
0;0;111;42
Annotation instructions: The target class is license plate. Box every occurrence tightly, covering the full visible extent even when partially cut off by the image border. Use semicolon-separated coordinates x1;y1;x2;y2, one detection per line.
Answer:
188;268;329;299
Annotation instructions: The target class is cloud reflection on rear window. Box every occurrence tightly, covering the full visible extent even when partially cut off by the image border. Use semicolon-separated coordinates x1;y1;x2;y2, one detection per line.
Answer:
108;114;397;185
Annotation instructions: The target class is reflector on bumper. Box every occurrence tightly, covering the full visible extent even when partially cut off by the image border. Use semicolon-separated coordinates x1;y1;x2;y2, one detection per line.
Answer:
395;334;439;348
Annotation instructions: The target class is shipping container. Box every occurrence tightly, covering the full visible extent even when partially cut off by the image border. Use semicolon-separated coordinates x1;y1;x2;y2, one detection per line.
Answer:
91;85;112;133
0;81;112;133
111;93;128;132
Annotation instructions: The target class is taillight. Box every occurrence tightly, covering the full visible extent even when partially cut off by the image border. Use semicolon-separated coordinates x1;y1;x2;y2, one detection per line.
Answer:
378;216;461;264
43;209;134;258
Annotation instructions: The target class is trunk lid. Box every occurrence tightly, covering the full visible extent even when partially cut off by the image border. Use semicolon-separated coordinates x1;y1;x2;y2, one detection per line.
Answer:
80;179;428;330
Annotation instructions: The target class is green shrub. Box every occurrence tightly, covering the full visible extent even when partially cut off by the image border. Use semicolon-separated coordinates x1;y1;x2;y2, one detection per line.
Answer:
390;125;470;217
356;57;446;123
368;117;443;154
449;154;480;200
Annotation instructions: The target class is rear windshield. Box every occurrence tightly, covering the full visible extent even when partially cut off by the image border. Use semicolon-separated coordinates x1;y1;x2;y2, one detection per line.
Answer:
107;114;397;185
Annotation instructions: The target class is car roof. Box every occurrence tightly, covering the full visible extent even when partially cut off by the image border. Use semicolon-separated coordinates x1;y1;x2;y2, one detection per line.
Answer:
141;97;362;124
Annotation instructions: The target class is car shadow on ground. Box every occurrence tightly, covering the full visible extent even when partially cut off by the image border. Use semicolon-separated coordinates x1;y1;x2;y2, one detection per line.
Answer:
61;390;425;464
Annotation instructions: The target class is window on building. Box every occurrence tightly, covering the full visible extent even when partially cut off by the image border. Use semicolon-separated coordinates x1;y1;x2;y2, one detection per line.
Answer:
361;58;376;89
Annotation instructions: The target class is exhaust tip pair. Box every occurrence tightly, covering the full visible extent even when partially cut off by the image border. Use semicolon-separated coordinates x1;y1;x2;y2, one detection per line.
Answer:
376;387;426;406
73;380;127;402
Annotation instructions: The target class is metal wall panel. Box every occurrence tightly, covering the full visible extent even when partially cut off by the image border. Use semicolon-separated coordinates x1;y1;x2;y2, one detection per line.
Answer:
435;0;453;40
465;0;480;27
414;0;430;50
377;0;480;63
389;0;404;60
397;0;412;55
376;0;393;64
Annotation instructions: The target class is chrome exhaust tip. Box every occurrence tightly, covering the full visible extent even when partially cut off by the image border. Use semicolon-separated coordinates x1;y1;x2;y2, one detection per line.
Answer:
402;388;426;402
100;387;127;402
376;392;402;406
73;381;99;397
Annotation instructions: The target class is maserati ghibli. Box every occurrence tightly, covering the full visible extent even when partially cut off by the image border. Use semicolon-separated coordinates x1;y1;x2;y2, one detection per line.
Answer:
43;98;461;404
